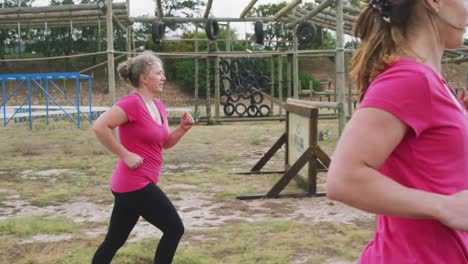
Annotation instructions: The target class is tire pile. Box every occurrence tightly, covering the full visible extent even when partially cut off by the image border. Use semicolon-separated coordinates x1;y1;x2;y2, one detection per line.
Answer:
219;58;272;118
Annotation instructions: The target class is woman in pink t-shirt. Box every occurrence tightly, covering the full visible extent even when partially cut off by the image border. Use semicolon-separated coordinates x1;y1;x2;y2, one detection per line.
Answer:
91;51;194;264
326;0;468;263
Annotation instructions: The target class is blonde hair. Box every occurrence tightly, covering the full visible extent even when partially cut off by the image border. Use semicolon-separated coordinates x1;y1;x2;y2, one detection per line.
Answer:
351;0;421;101
117;51;163;88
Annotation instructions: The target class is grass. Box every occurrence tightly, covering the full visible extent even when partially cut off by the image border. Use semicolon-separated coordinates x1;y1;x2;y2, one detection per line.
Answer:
0;118;373;263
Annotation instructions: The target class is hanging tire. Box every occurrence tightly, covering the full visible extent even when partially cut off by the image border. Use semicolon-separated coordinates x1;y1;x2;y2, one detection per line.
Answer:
296;21;316;45
247;104;259;117
251;91;264;104
254;20;264;45
223;102;236;116
258;104;271;117
205;18;219;41
152;21;165;44
235;103;247;117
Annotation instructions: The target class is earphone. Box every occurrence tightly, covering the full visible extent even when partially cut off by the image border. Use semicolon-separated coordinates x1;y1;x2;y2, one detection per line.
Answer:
424;0;466;31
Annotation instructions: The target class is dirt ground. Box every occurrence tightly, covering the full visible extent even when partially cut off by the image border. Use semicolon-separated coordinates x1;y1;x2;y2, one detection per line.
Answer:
0;120;374;263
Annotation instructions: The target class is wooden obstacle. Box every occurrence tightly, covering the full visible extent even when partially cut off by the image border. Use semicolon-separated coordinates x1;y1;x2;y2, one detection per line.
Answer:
237;98;331;200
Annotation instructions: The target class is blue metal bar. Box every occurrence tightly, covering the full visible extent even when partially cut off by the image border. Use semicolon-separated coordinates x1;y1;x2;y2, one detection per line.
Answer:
48;79;77;107
88;76;92;124
45;79;49;126
27;79;32;130
0;79;25;109
2;79;5;127
75;77;80;128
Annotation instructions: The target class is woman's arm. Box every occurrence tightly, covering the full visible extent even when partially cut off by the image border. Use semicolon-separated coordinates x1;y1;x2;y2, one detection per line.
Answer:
92;106;143;169
326;108;468;230
163;112;194;149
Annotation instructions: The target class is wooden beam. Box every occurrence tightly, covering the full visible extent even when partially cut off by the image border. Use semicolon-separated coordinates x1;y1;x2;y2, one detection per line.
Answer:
131;16;275;23
203;0;213;18
285;0;335;28
0;9;127;20
274;0;302;19
156;0;163;18
240;0;258;18
113;14;127;32
0;2;126;15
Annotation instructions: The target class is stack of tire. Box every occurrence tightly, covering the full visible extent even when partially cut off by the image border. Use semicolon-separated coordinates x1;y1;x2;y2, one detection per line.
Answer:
220;58;271;118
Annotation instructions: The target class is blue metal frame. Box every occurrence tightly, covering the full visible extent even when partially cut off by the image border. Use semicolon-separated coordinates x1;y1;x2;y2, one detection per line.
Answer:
0;72;93;129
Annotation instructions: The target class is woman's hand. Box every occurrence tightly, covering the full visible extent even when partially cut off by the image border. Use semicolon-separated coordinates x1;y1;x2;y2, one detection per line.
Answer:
437;190;468;231
458;88;468;110
122;152;144;169
180;112;195;132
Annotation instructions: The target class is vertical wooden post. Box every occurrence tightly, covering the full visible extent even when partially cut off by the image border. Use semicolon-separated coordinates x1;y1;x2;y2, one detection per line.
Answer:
206;57;211;124
287;54;292;98
292;28;299;99
336;0;346;135
278;55;283;116
270;56;275;115
214;56;220;121
106;0;116;106
226;22;231;52
194;25;199;115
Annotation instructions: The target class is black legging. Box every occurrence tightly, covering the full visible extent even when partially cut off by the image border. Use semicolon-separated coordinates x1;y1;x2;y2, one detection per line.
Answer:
92;183;184;264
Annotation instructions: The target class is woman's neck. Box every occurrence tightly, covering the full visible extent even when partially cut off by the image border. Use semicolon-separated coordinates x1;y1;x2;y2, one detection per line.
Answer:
406;27;444;78
135;89;154;104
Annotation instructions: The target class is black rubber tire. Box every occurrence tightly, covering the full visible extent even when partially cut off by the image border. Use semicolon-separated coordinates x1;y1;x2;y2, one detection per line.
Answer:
296;21;316;45
258;104;271;117
223;102;236;116
254;20;264;45
235;103;247;117
152;22;165;44
251;91;264;104
205;18;219;41
247;104;259;117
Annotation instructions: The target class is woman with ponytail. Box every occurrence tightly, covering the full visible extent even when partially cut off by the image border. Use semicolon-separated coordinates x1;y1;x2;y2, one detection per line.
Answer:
92;51;194;263
326;0;468;263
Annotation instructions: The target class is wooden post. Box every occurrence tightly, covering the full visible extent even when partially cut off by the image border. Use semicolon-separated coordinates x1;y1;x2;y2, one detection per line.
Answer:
125;0;131;59
226;22;231;52
206;57;211;124
270;56;275;115
278;55;283;116
106;0;116;106
240;0;259;18
194;25;199;115
287;54;292;98
293;29;299;99
215;56;220;121
336;0;346;135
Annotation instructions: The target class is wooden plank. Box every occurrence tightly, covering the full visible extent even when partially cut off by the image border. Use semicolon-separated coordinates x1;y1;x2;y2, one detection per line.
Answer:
0;2;127;15
203;0;213;18
285;0;335;28
240;0;259;18
250;133;287;172
265;145;315;198
156;0;164;18
315;146;331;167
274;0;302;19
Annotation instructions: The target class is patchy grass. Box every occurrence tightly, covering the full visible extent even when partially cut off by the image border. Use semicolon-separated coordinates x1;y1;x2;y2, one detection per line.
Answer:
0;118;372;263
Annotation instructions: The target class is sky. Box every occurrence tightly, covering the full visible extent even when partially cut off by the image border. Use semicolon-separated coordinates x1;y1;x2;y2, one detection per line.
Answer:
26;0;468;40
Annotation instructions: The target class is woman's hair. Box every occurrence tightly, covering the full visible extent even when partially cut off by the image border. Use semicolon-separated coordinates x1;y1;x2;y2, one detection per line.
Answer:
351;0;421;100
117;51;163;88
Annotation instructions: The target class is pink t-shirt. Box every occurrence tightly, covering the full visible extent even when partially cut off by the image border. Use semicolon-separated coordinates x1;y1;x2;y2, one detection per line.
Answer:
358;58;468;263
110;93;169;193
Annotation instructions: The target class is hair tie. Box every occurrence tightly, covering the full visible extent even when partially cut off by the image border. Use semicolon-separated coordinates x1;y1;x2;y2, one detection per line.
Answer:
369;0;392;23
